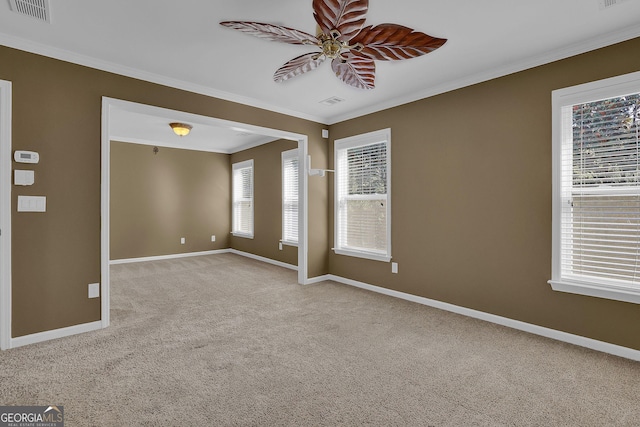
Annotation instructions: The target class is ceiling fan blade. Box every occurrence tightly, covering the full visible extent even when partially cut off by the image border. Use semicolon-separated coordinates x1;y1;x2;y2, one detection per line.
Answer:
220;21;317;45
352;24;447;61
274;53;326;83
312;0;368;42
331;52;375;89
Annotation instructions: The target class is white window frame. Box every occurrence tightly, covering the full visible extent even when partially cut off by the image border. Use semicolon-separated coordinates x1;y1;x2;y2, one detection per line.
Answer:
282;148;299;247
334;128;391;262
550;70;640;305
232;159;254;239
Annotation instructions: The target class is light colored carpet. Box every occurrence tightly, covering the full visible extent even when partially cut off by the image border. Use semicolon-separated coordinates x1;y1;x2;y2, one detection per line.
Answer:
1;253;638;426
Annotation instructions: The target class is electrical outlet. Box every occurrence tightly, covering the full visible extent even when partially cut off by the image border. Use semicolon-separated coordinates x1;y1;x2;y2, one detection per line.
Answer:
211;235;216;242
180;237;185;244
88;283;100;298
279;242;283;250
392;262;398;274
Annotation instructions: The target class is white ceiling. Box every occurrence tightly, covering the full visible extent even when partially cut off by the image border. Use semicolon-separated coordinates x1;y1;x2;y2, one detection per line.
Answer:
109;102;282;154
1;0;640;149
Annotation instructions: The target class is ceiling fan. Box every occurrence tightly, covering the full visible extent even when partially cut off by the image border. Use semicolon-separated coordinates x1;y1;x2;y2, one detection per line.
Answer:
220;0;447;90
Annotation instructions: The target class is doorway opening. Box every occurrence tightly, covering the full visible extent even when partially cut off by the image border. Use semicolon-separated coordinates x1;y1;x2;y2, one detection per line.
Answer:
101;97;310;328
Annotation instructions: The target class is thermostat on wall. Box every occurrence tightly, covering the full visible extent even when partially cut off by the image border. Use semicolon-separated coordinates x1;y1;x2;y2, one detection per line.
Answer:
14;150;39;164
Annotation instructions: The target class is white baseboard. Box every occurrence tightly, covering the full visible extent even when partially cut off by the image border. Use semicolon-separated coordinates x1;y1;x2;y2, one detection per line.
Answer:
228;249;298;271
10;320;103;349
325;275;640;362
111;249;299;272
305;274;331;285
110;249;230;265
18;257;637;361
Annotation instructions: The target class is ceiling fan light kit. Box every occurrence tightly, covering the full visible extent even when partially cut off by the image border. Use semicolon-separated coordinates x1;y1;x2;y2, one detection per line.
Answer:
220;0;447;89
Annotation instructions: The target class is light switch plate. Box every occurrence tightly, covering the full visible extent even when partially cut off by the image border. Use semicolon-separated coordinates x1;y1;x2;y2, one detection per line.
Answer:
14;170;34;186
392;262;398;274
17;195;46;212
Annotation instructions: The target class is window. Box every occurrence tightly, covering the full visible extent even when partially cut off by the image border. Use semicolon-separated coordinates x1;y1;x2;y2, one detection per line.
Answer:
334;128;391;262
232;159;254;238
550;71;640;304
282;148;299;246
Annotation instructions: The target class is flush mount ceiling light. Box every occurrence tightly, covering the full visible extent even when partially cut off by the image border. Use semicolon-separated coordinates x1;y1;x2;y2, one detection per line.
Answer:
220;0;447;89
169;122;192;137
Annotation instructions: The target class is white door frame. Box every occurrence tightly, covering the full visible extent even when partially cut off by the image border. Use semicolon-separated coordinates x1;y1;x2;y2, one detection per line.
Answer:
0;80;12;350
101;97;310;327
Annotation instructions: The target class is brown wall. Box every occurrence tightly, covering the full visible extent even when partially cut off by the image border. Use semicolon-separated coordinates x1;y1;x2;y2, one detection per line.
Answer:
230;139;299;266
110;142;230;260
328;37;640;350
5;36;638;350
2;45;329;338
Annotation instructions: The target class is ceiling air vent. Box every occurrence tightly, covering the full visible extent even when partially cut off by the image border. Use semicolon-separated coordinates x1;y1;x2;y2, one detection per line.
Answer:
599;0;629;9
319;96;345;106
8;0;51;23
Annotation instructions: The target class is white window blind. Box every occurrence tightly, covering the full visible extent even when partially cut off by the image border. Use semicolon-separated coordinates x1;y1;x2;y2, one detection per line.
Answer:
550;71;640;304
232;159;254;238
335;128;391;262
282;149;299;245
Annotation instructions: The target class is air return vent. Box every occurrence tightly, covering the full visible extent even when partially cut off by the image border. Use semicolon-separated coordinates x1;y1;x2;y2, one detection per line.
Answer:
599;0;629;9
8;0;51;23
319;96;345;106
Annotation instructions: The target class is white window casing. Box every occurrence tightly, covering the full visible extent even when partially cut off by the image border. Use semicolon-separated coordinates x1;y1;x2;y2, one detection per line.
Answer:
232;159;254;239
282;148;299;246
550;71;640;304
334;128;391;262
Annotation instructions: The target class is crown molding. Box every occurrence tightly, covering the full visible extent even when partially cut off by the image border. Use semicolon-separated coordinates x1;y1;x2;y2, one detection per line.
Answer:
1;22;639;126
325;23;640;124
0;32;327;124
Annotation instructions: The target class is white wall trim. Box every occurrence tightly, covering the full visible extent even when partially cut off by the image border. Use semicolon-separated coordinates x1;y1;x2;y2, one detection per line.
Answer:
549;70;640;306
10;321;102;349
2;24;640;125
100;98;111;329
0;80;12;351
229;249;298;271
111;248;304;274
0;32;325;125
110;249;232;265
326;23;640;124
297;137;309;285
305;274;331;285
549;279;640;305
325;275;640;362
102;97;310;334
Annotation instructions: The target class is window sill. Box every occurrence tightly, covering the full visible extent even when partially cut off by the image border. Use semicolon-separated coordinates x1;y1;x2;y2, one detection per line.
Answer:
280;240;298;247
232;232;253;239
334;248;391;263
548;279;640;305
